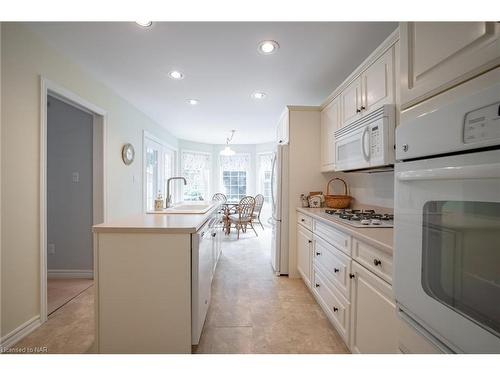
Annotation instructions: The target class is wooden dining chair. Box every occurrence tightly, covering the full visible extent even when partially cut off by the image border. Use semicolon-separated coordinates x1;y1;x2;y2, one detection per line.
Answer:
212;193;227;203
251;194;265;230
228;196;257;239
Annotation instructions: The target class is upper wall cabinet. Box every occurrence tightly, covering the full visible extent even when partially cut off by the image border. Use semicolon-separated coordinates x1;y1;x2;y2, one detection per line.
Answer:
400;22;500;109
341;76;363;126
320;97;340;172
340;46;396;128
362;47;395;113
276;109;290;145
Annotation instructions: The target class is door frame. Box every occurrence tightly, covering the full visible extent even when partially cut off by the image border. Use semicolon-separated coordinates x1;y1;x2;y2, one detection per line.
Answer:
39;76;107;323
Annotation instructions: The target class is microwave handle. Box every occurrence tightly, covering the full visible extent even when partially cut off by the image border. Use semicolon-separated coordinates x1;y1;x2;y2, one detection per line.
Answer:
396;163;500;181
361;126;370;162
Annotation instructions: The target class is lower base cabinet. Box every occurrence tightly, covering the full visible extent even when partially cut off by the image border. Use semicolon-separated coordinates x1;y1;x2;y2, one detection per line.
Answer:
350;261;398;353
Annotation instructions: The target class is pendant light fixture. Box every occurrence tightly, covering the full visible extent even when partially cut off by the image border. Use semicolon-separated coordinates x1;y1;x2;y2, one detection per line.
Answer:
220;130;236;156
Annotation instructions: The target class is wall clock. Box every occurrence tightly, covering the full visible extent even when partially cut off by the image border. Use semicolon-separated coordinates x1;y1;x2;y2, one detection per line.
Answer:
122;143;135;165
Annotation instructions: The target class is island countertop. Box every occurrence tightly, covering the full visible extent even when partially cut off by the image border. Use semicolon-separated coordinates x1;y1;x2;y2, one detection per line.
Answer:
93;203;220;234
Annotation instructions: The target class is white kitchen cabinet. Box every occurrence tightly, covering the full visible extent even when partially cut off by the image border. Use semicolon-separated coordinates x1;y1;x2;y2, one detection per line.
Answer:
361;46;395;113
350;261;398;353
400;22;500;109
340;76;363;126
297;223;313;287
320;97;340;172
276;109;289;144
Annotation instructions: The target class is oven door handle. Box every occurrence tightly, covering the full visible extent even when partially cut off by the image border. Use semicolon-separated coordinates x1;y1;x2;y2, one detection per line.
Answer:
396;163;500;181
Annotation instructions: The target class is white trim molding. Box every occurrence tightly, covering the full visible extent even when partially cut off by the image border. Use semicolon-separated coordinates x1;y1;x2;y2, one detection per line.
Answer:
40;76;107;324
0;316;42;351
47;269;94;279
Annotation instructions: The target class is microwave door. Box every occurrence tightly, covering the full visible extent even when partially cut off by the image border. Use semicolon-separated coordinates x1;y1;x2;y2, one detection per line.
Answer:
335;126;370;171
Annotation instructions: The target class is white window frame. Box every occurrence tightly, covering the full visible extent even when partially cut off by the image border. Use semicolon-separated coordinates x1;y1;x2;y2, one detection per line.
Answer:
143;131;178;212
219;153;251;203
181;149;212;202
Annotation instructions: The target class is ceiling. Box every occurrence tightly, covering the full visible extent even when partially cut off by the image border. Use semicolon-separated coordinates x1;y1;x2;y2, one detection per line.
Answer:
28;22;397;144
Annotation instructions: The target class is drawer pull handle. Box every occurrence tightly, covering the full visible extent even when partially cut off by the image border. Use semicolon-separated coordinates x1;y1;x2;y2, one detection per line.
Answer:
308;240;312;244
334;268;340;273
333;307;339;312
315;283;320;288
373;258;382;266
301;218;305;222
349;273;355;279
316;252;321;256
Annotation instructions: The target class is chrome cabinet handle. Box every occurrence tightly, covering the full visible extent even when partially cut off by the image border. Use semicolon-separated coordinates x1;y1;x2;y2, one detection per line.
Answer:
315;283;320;288
316;252;321;256
356;108;361;113
373;258;382;266
301;218;305;222
334;268;340;273
349;273;355;279
360;106;366;110
308;240;312;244
333;307;339;312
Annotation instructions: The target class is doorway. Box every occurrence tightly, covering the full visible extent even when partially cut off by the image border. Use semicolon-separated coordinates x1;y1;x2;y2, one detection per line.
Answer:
40;79;106;322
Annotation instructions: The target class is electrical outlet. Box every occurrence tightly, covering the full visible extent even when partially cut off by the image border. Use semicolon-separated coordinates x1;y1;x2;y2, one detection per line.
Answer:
48;243;55;255
72;172;79;183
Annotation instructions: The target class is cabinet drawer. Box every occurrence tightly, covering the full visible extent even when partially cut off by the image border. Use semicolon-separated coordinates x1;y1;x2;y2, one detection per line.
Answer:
352;238;393;284
312;266;350;344
313;220;351;256
313;234;351;299
297;212;313;231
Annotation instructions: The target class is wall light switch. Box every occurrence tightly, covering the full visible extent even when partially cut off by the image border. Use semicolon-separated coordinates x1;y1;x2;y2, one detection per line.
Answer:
72;172;79;183
48;243;56;255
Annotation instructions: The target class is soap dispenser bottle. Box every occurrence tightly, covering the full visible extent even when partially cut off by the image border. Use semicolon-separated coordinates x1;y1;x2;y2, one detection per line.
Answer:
154;191;164;211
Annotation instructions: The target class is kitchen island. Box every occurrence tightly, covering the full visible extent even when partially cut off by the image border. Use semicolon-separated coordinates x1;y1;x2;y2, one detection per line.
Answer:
92;202;222;353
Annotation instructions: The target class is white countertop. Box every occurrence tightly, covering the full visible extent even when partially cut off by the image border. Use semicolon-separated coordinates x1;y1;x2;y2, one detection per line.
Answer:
93;203;220;234
296;207;394;254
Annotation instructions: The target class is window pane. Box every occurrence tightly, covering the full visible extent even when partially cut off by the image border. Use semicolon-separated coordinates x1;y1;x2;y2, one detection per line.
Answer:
422;201;500;337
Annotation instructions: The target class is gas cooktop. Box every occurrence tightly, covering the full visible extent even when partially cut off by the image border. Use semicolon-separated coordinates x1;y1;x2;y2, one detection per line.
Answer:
324;209;394;228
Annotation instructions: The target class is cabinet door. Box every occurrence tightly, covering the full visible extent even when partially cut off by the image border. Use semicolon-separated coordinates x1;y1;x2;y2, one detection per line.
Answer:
350;262;398;353
400;22;500;109
320;97;340;171
297;224;313;287
340;77;362;127
362;47;395;113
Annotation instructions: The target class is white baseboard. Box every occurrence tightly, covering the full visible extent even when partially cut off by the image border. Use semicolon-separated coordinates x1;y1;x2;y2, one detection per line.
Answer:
47;269;94;279
0;316;42;350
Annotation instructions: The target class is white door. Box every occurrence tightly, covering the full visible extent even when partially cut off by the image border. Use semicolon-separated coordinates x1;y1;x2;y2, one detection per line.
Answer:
400;22;500;108
341;76;362;126
362;47;394;113
350;262;398;353
394;149;500;353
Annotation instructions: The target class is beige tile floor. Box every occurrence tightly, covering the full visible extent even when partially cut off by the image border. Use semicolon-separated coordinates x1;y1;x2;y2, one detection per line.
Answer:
47;278;94;314
11;223;349;354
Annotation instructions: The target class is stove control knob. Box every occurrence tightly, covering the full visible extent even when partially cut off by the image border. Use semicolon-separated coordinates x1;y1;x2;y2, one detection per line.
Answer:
371;219;382;225
361;219;370;225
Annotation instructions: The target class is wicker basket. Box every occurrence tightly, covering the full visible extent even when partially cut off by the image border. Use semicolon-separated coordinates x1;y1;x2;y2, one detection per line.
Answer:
325;178;352;209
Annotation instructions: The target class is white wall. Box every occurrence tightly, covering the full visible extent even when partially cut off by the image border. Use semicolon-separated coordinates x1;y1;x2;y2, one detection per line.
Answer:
0;23;179;338
46;96;94;272
323;171;395;209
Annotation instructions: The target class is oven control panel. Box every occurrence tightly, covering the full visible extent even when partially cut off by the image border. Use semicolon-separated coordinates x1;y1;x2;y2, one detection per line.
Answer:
464;102;500;144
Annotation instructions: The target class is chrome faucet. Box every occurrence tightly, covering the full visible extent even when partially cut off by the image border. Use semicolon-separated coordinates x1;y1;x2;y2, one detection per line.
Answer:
166;177;187;208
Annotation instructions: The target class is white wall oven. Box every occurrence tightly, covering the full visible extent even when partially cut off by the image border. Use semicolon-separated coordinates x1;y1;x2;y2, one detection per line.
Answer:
394;70;500;353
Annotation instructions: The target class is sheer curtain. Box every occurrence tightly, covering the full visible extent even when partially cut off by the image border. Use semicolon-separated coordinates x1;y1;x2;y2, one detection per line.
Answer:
258;153;273;202
182;151;211;201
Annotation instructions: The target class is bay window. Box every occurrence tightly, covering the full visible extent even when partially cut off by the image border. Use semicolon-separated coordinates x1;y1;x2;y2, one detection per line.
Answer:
220;154;250;202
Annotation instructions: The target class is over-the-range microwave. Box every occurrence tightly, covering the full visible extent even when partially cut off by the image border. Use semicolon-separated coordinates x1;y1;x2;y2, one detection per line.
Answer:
334;105;395;172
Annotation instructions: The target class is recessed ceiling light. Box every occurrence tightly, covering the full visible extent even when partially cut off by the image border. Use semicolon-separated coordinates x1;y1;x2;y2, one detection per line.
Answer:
258;40;279;55
168;70;184;80
252;91;267;100
135;21;153;28
186;99;199;105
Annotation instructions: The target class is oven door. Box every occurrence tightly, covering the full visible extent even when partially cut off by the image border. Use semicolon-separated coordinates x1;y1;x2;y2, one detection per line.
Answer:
394;148;500;353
